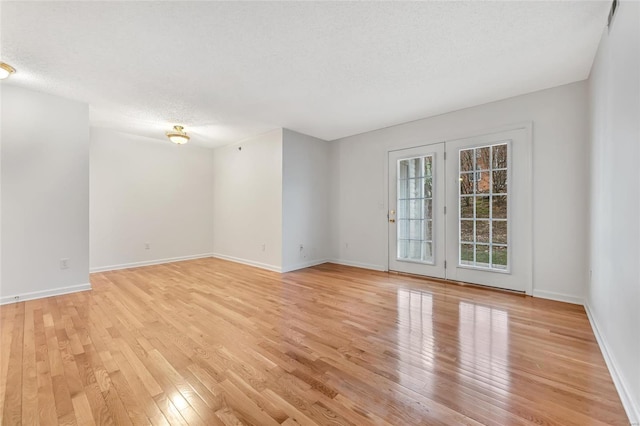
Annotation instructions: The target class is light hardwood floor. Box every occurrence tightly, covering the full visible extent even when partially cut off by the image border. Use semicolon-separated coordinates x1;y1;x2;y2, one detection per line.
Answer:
0;258;628;425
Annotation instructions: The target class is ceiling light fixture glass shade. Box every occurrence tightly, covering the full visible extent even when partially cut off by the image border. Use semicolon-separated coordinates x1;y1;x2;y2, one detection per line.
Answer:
166;125;190;144
0;62;16;80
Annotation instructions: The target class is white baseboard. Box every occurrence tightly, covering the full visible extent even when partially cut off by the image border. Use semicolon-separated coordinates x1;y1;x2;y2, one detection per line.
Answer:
585;303;639;425
532;289;583;305
90;253;214;273
281;259;329;273
327;258;386;272
0;283;92;305
211;253;282;273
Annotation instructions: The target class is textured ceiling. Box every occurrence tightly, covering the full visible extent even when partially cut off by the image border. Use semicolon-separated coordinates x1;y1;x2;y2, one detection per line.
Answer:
1;1;609;147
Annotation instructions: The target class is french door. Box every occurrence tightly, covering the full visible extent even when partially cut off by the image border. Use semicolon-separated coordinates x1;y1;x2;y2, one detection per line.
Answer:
388;143;446;278
388;128;532;293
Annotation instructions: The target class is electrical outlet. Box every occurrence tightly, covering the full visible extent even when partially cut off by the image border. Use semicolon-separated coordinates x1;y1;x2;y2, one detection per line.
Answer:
60;258;70;270
145;243;151;250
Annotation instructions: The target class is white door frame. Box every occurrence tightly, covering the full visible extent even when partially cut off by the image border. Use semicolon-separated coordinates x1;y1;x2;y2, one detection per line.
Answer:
383;122;533;295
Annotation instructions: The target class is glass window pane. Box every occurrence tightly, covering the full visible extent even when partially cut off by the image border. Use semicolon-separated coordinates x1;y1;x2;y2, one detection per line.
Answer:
406;200;421;219
425;220;433;241
492;221;507;244
460;173;474;195
398;239;409;258
399;160;408;179
424;199;432;220
461;244;474;265
461;197;474;218
492;246;508;269
476;196;490;218
475;220;490;243
407;158;421;178
460;149;474;172
397;199;407;219
398;179;408;199
476;147;490;170
493;144;507;169
423;242;433;262
476;244;490;266
492;195;507;219
408;178;421;198
397;200;422;219
424;177;433;198
409;220;422;239
476;171;490;194
424;157;433;177
460;220;474;243
408;240;421;260
397;219;409;239
493;170;507;194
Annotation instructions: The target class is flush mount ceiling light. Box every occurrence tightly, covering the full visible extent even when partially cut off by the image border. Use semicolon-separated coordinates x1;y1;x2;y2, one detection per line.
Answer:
166;125;190;145
0;62;16;80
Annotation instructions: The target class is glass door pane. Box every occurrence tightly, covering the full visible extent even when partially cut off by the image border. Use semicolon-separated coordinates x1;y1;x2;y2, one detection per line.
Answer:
397;155;434;263
458;143;509;271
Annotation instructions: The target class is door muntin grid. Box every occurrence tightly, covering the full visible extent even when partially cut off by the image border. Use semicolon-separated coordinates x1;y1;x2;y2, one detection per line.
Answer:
397;155;434;264
458;142;510;271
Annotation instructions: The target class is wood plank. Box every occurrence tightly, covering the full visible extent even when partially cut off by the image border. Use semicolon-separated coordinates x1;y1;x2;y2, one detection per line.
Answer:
71;392;97;426
21;302;39;425
2;303;24;425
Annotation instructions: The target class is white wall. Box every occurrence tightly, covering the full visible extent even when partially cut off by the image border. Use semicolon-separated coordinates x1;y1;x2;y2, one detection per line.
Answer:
90;128;214;271
282;129;330;272
212;129;283;271
1;85;90;303
587;1;640;422
329;81;590;303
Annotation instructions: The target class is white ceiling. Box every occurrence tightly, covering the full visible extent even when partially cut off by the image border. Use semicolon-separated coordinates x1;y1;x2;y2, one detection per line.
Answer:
1;1;610;147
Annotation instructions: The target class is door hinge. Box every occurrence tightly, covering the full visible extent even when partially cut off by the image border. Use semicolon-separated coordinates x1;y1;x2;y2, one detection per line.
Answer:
444;260;447;269
444;152;447;160
444;206;447;214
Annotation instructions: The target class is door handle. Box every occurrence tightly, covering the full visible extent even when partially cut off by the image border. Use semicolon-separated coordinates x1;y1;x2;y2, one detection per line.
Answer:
389;219;396;223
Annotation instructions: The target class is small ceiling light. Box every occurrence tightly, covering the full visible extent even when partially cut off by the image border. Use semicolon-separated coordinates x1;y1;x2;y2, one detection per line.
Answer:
166;125;190;145
0;62;16;80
